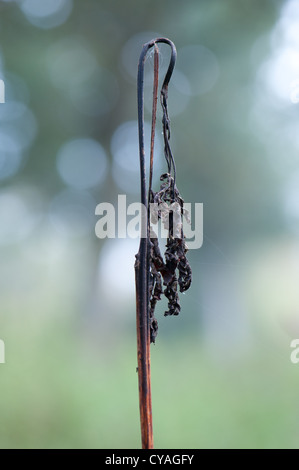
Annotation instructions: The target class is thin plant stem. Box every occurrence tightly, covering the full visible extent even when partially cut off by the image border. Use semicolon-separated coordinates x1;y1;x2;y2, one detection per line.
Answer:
148;43;159;203
135;37;177;450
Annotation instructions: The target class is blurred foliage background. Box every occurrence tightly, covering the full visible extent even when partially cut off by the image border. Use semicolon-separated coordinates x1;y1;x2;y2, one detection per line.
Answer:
1;0;299;449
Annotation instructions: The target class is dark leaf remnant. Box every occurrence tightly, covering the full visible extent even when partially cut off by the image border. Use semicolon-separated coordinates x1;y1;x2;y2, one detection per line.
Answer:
148;174;192;343
145;40;192;344
136;36;192;348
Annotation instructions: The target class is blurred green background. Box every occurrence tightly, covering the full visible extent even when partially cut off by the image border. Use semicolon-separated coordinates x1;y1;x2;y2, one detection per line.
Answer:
1;0;299;449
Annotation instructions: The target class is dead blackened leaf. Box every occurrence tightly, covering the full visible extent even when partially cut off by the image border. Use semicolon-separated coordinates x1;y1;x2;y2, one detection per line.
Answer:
148;173;192;342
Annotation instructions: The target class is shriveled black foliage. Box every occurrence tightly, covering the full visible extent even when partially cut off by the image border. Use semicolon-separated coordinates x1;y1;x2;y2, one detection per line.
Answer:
148;171;192;343
136;37;192;345
146;42;192;344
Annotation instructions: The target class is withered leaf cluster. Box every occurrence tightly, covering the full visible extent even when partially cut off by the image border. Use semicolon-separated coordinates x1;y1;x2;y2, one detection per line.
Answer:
148;173;192;343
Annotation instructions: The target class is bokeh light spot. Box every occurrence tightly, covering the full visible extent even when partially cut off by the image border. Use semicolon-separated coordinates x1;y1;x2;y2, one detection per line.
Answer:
177;44;219;96
0;131;22;180
47;37;98;90
0;189;40;245
57;138;108;190
47;37;119;116
19;0;73;29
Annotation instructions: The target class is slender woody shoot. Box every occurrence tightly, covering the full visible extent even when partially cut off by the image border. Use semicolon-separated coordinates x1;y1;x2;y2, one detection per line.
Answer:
135;37;192;449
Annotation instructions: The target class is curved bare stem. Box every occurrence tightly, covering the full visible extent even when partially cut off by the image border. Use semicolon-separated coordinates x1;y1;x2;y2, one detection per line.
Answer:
135;37;177;450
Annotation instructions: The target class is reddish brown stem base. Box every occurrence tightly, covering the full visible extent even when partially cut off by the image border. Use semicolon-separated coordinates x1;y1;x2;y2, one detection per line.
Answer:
135;251;154;449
